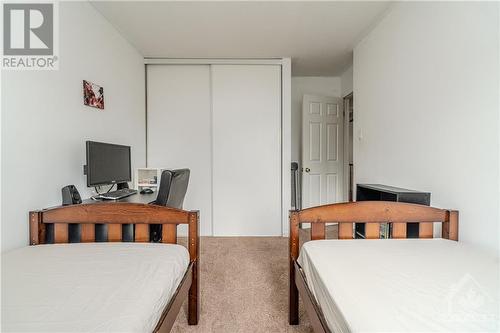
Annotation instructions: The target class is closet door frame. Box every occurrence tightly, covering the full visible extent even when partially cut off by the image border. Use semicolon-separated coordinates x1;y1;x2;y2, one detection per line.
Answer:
144;58;292;237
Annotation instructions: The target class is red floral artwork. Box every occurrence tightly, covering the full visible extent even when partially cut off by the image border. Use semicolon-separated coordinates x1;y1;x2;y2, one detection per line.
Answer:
83;80;104;109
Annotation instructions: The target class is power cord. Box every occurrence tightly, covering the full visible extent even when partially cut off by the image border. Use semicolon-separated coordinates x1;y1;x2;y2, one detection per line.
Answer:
94;184;115;195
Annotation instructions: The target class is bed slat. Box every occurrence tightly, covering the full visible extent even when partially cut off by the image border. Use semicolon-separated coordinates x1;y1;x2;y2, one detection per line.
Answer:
311;223;325;240
80;224;95;242
162;224;177;244
419;222;433;238
392;223;407;239
135;224;149;242
54;223;68;243
338;223;353;239
108;224;122;242
365;223;379;239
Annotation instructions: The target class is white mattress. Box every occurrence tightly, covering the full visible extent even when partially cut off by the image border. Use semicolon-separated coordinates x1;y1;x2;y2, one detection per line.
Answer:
298;239;499;332
2;243;189;332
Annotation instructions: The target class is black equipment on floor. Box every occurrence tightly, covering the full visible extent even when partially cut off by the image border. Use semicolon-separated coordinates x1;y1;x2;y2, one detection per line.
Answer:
291;162;300;210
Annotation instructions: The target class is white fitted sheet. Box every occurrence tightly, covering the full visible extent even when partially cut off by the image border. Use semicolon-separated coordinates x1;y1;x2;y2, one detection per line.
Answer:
2;243;189;332
298;239;499;332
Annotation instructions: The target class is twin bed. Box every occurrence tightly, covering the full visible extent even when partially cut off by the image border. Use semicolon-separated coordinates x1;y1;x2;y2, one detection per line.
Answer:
289;201;499;332
3;203;199;332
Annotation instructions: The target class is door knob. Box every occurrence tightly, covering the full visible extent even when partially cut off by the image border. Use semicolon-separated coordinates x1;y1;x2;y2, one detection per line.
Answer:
305;168;310;173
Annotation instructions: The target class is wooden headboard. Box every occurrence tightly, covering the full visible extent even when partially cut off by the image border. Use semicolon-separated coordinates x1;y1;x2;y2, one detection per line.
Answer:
290;201;458;262
29;202;199;260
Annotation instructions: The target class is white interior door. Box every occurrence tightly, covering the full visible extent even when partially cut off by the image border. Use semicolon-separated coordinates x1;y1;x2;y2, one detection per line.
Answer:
302;94;343;208
212;65;282;236
147;65;212;236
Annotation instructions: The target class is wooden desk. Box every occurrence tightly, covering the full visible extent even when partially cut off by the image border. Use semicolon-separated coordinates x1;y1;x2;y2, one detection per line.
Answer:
82;192;158;205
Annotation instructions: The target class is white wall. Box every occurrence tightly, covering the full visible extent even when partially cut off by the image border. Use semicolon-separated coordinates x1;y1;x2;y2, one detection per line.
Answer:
354;2;499;253
291;77;341;165
340;65;353;97
1;2;146;251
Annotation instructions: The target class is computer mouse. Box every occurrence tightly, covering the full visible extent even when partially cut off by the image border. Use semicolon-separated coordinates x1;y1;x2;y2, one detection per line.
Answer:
140;188;154;194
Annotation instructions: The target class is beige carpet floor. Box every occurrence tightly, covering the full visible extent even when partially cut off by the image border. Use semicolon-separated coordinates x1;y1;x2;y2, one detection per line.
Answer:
171;226;338;333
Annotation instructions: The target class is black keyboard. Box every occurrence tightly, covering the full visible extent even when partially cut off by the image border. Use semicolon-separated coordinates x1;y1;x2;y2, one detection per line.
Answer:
98;188;137;200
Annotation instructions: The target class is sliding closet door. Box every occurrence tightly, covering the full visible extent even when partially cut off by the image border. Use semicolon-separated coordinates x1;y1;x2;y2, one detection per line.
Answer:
212;65;282;236
147;65;212;236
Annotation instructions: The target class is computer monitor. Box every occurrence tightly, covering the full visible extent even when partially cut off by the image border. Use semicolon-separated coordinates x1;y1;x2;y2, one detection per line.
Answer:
85;141;131;187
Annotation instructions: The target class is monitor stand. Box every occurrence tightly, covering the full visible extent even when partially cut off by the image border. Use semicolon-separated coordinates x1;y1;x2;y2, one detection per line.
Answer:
116;182;129;190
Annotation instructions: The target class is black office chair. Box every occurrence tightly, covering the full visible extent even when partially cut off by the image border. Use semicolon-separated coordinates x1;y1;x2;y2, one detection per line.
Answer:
150;169;190;241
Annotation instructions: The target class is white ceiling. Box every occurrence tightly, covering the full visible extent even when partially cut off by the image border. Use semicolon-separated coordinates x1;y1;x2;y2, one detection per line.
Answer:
90;1;391;76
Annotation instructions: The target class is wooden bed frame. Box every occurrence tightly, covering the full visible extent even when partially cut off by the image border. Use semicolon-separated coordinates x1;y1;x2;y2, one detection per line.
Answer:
29;202;199;333
289;201;459;333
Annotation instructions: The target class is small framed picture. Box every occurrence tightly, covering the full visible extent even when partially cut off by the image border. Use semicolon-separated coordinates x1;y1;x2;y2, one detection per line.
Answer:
83;80;104;109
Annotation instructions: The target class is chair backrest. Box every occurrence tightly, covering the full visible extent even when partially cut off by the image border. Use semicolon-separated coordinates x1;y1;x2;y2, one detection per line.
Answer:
155;170;173;206
166;169;190;209
154;169;190;209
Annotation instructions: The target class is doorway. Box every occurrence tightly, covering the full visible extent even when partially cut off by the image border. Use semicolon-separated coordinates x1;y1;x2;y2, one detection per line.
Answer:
301;94;344;209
